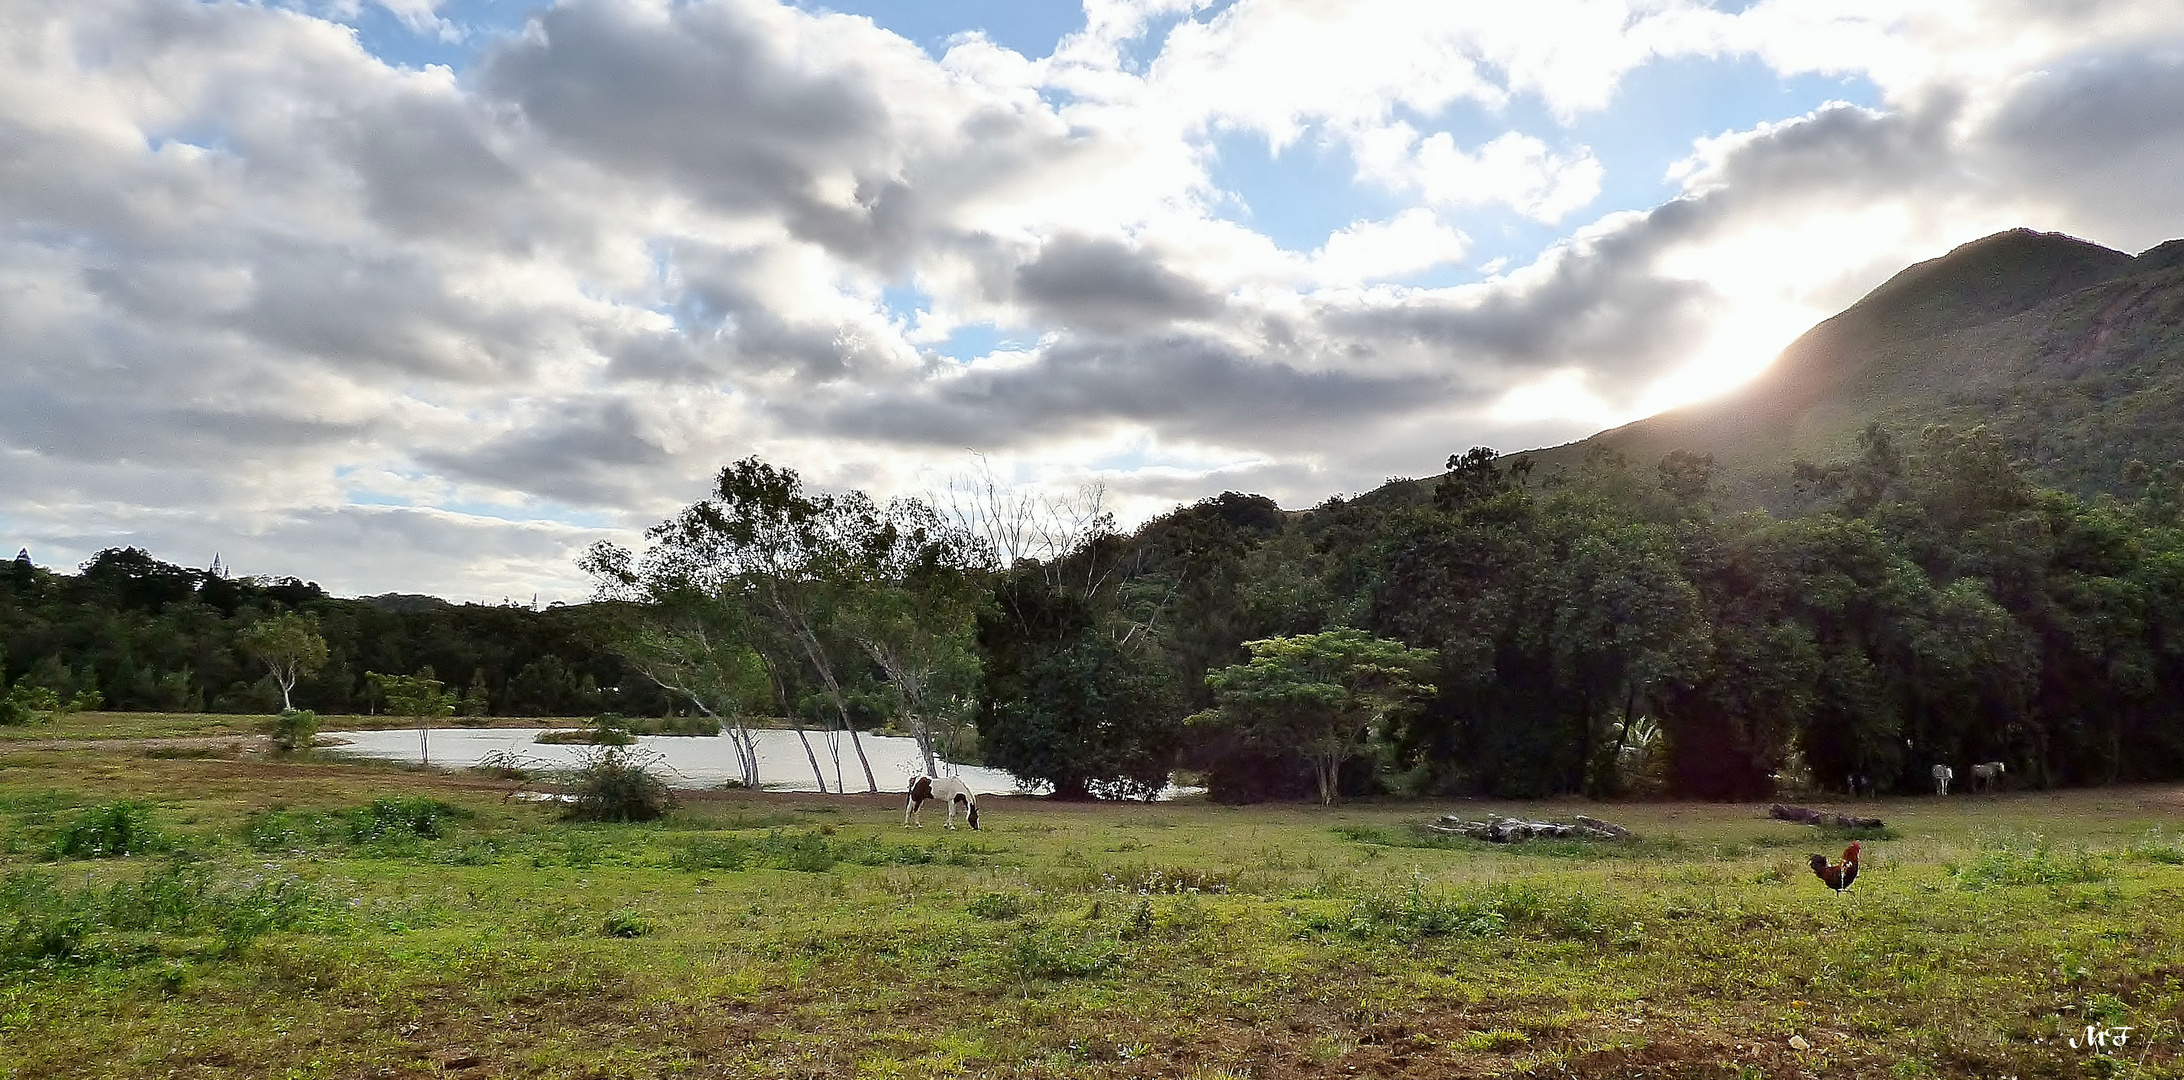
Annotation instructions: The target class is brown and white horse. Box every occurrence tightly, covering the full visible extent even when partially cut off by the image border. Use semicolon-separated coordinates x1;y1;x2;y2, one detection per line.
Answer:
904;775;979;830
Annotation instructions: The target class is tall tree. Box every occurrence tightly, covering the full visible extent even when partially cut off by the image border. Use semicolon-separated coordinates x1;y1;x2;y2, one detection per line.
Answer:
1196;629;1436;805
240;612;328;711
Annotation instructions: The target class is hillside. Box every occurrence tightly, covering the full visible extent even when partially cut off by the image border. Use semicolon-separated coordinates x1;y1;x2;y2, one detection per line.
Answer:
1520;228;2184;506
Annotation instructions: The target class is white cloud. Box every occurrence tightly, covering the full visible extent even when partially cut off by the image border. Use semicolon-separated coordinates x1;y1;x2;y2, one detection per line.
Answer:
1310;210;1470;285
1355;127;1603;223
8;0;2184;600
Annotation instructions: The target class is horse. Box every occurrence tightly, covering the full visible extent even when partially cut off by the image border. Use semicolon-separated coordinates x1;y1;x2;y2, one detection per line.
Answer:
904;775;979;830
1931;763;1954;796
1971;761;2005;792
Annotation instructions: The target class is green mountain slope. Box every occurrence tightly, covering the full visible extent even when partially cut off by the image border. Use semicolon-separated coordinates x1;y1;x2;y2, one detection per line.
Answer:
1522;228;2184;505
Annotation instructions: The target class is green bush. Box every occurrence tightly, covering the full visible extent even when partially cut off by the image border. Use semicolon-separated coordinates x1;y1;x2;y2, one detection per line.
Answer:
243;798;469;851
345;798;468;842
1;684;61;726
260;708;318;752
50;802;165;860
562;747;675;823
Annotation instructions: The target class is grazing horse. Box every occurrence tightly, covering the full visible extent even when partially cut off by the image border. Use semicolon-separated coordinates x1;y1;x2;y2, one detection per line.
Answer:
1971;761;2005;792
1931;764;1954;796
905;775;979;830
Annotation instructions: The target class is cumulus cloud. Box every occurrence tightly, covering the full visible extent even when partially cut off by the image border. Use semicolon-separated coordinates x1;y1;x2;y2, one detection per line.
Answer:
7;0;2184;599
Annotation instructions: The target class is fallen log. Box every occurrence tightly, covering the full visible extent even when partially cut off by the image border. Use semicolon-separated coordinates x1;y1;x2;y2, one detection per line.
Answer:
1769;803;1885;829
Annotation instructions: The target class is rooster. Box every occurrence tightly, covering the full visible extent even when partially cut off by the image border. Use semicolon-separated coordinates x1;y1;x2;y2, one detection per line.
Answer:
1809;841;1861;892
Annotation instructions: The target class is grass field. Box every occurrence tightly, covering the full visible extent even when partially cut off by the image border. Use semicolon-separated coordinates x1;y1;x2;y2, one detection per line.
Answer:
2;720;2181;1078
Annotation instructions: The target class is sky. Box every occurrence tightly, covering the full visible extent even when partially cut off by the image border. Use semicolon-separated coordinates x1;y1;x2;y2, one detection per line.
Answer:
7;0;2184;602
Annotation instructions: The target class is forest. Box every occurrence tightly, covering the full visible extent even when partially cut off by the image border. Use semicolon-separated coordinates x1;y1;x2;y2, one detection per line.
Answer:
5;422;2183;802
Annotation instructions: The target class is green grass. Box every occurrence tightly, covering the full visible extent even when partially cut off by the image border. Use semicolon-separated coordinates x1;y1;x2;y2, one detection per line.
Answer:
1;738;2180;1078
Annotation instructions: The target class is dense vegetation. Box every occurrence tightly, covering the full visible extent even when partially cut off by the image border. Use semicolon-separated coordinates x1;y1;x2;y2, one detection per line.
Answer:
0;549;666;719
9;418;2184;803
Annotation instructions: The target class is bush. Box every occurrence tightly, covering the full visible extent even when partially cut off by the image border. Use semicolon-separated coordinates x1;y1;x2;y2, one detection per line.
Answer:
243;798;468;851
1;684;60;726
50;802;165;860
562;747;675;823
261;709;318;753
345;798;468;842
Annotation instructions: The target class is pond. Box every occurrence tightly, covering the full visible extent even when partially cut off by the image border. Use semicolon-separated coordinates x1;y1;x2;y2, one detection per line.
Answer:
320;726;1028;794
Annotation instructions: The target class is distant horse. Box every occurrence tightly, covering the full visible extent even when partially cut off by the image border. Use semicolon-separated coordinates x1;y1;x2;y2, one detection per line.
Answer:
1971;761;2005;792
1931;764;1954;796
905;775;979;830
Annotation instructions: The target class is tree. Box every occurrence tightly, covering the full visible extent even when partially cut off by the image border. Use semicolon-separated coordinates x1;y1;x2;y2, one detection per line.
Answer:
583;592;771;790
369;670;456;764
1197;629;1436;805
240;612;328;712
834;499;986;777
584;458;980;793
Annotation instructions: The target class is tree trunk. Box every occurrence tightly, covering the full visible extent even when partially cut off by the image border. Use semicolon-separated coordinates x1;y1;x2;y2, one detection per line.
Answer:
785;606;878;792
795;726;828;792
907;712;938;776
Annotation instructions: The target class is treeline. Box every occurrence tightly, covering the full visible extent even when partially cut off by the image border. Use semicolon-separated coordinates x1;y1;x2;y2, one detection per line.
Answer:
0;549;668;718
10;422;2184;801
974;425;2184;800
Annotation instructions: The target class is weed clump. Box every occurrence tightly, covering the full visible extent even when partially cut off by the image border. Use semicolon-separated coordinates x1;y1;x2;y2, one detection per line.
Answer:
562;747;676;823
346;798;468;842
1299;880;1619;942
244;798;469;851
1951;837;2115;890
49;802;165;860
601;910;656;938
260;708;318;753
968;892;1030;920
1;865;343;971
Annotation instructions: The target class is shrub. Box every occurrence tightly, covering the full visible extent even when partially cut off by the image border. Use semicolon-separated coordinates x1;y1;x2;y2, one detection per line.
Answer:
346;798;468;842
50;802;165;860
261;708;318;753
562;747;676;823
242;798;468;851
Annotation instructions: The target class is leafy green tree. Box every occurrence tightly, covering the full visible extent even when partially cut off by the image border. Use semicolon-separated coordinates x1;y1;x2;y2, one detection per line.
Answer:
981;622;1181;799
1197;629;1436;805
240;612;328;711
977;564;1183;799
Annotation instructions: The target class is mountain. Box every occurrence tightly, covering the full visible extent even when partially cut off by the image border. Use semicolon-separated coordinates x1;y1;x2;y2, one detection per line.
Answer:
1521;228;2184;506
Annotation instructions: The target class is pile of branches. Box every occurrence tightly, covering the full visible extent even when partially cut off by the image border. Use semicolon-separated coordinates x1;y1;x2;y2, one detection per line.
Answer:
1768;804;1885;829
1427;813;1634;843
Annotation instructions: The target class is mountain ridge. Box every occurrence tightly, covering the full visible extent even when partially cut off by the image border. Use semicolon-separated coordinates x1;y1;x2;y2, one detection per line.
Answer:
1511;228;2184;506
